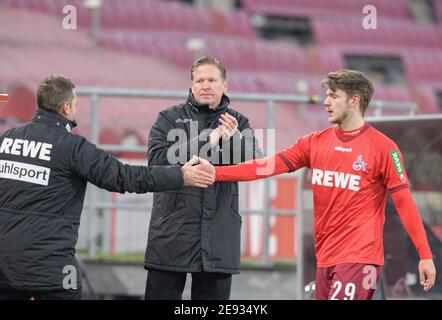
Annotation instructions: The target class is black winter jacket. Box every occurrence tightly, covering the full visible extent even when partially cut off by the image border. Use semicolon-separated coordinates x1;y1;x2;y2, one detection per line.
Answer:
144;92;262;274
0;108;183;291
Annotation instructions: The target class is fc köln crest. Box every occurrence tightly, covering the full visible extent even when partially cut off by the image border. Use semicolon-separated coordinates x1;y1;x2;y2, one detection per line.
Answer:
353;155;367;172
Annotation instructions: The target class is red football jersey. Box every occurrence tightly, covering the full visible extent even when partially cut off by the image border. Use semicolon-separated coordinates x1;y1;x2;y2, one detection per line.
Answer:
216;123;434;267
277;123;409;267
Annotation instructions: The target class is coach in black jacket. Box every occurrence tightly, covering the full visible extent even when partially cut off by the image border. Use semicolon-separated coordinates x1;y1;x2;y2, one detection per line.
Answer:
0;75;213;300
144;56;262;300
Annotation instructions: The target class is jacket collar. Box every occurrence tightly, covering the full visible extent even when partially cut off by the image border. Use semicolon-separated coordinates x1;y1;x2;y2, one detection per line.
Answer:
186;90;230;115
32;107;78;132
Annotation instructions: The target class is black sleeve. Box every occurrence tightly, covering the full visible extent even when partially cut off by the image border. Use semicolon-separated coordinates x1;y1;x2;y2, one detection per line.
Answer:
148;111;199;166
71;137;184;193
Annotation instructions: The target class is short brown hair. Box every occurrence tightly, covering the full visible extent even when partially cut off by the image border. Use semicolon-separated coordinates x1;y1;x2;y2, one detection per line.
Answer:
37;75;75;112
191;56;226;81
321;69;374;115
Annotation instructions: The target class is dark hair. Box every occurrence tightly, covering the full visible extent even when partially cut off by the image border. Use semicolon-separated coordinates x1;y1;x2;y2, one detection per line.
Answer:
321;69;374;116
37;75;75;112
191;56;226;81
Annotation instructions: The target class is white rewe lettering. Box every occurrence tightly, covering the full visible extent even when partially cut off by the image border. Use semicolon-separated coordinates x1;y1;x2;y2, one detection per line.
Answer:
311;168;360;191
22;140;43;158
348;174;361;191
39;143;52;161
334;171;351;189
10;139;24;156
323;170;334;187
0;138;52;161
312;168;323;185
0;138;13;153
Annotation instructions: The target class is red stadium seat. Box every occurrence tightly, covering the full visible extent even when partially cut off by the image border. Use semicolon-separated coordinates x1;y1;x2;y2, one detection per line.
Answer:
312;18;442;49
241;0;411;19
402;50;442;82
98;30;313;74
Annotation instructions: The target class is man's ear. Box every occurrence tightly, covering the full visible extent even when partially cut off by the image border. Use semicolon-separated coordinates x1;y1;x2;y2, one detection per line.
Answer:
351;94;361;108
59;101;69;116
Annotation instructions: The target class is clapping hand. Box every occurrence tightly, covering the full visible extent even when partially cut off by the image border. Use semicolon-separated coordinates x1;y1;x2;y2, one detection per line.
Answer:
209;113;238;147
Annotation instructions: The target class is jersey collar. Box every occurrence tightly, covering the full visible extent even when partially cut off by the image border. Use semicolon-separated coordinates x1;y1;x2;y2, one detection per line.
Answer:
334;123;370;142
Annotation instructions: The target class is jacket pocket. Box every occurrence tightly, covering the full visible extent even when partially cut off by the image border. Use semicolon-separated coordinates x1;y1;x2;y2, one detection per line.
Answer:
209;194;242;270
229;194;242;222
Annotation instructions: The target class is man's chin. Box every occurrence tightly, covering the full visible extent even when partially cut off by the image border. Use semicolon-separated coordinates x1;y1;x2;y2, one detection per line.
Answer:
197;98;211;104
198;99;218;109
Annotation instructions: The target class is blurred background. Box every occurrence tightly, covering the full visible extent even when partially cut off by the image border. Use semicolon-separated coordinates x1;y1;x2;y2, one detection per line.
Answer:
0;0;441;299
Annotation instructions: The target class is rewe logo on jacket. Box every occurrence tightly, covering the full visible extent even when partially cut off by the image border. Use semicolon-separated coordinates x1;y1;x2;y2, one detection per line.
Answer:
0;138;52;161
0;138;52;186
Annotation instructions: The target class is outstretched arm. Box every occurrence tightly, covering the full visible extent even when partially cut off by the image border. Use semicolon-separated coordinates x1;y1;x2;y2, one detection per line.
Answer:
215;154;290;181
390;188;436;292
194;153;293;182
201;133;312;181
73;138;213;193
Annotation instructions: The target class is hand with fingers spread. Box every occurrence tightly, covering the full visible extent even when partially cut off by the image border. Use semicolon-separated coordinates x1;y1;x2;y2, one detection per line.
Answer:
181;156;214;188
419;259;436;292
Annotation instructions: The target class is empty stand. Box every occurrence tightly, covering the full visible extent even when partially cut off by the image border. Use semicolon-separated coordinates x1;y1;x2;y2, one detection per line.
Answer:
2;0;442;114
313;18;442;49
99;30;312;74
1;0;256;37
402;50;442;83
241;0;412;20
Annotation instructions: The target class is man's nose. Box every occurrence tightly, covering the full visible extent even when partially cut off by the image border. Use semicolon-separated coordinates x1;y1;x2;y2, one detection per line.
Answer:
201;81;210;89
323;97;330;107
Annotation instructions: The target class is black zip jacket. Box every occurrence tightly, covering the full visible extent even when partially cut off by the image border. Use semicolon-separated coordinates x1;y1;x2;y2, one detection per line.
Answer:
144;92;262;274
0;108;183;291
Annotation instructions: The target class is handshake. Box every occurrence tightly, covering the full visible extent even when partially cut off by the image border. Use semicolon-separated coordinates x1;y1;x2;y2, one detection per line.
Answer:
181;156;216;188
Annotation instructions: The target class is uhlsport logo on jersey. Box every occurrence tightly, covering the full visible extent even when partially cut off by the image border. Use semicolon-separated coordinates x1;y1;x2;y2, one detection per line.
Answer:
390;150;407;183
352;155;367;172
334;146;352;153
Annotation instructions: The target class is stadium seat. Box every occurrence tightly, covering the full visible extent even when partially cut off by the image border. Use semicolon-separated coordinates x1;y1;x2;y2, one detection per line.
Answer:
372;85;414;103
402;50;442;82
98;30;313;74
312;18;442;49
411;84;442;114
241;0;411;20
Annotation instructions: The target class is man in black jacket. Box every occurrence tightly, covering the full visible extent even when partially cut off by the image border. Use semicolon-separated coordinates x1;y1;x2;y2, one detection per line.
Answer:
144;56;262;300
0;75;213;300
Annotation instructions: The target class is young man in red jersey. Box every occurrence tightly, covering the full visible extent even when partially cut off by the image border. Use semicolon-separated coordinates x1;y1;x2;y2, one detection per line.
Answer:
195;69;436;300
